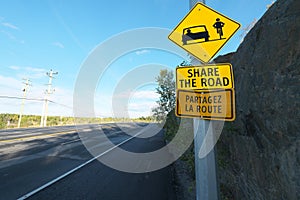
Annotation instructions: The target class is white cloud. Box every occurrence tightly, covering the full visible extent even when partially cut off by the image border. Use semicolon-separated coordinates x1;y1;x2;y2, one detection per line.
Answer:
127;90;158;117
2;22;19;30
0;76;23;114
7;65;51;80
0;75;22;91
91;89;159;118
46;87;73;116
0;75;74;116
0;30;16;40
135;49;150;55
128;101;157;111
9;65;21;70
52;41;64;49
0;77;158;117
24;66;47;73
131;90;159;99
0;30;24;44
114;90;158;100
127;101;157;118
12;66;48;79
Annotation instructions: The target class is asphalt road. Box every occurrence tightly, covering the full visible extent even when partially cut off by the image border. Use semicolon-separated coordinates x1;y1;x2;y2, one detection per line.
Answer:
0;123;176;200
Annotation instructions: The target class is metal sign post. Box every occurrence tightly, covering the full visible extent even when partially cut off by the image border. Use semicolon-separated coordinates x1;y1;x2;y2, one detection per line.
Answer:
189;1;219;200
194;119;219;200
169;0;240;199
190;64;220;200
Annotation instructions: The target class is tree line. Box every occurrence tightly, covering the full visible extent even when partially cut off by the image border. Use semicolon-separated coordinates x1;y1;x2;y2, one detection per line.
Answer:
0;114;153;129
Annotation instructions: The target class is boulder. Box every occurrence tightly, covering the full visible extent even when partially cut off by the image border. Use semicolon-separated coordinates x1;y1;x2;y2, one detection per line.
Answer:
216;0;300;199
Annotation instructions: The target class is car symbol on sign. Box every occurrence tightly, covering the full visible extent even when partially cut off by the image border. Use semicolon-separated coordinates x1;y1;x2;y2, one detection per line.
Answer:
182;25;210;45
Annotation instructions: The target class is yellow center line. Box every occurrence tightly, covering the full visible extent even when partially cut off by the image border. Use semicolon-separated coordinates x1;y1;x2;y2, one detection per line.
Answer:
0;130;79;143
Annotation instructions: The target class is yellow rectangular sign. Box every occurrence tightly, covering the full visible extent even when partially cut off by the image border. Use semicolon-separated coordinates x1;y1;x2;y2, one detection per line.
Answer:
176;63;234;90
176;89;235;121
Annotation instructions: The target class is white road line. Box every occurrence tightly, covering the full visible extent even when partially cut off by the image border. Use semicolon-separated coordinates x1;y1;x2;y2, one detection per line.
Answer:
61;138;82;145
17;127;146;200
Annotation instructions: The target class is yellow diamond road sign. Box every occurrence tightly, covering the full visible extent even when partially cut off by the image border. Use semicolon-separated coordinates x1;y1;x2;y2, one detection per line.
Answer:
168;3;241;63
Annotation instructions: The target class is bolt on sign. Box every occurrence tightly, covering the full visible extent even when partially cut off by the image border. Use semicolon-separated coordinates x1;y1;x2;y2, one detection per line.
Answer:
176;89;235;121
176;63;234;90
168;3;241;63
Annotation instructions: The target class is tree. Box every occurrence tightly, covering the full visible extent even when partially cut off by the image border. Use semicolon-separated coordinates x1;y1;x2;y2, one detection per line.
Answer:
152;69;176;121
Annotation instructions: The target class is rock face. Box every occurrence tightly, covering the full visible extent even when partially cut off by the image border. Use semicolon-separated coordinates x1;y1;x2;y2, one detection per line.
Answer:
216;0;300;199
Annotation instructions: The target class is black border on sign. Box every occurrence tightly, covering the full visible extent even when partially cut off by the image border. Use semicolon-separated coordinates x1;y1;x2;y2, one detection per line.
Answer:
175;89;236;121
168;2;241;63
176;63;234;90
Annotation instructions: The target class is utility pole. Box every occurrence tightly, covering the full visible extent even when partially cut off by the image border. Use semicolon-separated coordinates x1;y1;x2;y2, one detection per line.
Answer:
40;69;58;127
190;0;205;5
17;78;31;128
189;0;219;200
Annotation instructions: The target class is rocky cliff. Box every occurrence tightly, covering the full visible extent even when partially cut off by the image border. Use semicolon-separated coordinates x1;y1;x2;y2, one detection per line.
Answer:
216;0;300;199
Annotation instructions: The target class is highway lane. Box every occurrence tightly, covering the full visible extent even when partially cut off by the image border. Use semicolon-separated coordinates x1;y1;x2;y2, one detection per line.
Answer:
0;123;176;200
0;123;132;199
28;123;175;200
0;124;96;141
0;124;99;163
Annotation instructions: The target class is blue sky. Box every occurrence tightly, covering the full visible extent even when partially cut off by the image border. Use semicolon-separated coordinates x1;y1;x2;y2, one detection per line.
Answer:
0;0;275;118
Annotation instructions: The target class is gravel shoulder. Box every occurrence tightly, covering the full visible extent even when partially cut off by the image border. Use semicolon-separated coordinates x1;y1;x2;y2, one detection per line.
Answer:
173;159;196;200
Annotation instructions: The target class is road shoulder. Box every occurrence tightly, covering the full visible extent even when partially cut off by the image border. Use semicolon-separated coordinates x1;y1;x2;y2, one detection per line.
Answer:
173;159;196;200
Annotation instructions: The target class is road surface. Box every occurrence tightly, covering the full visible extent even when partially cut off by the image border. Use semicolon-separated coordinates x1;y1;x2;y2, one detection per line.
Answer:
0;123;176;200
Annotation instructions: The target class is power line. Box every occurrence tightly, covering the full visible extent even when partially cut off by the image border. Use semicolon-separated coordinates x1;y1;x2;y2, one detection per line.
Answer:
0;95;43;101
0;96;108;118
0;96;72;111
